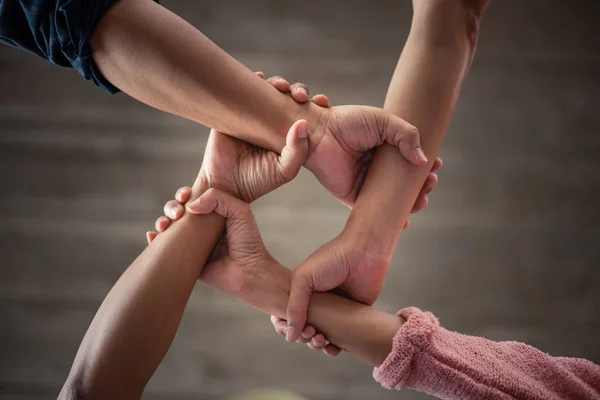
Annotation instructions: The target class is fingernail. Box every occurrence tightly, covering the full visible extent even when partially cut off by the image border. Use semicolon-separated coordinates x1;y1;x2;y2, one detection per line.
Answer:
286;326;301;342
297;122;308;139
296;87;308;97
166;206;175;219
415;148;428;163
282;327;288;335
301;331;312;340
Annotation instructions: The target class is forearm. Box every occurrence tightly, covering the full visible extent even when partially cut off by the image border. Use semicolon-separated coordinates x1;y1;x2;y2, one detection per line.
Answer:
236;263;404;367
91;0;324;153
347;1;480;255
60;182;223;399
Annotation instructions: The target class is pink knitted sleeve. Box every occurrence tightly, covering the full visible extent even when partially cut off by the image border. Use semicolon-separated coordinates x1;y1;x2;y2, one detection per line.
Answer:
373;307;600;399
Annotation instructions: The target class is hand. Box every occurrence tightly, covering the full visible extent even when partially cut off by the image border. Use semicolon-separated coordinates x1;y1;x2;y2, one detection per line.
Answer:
160;188;335;353
146;186;336;355
282;230;385;343
283;149;441;344
305;105;430;208
274;157;443;347
192;73;330;204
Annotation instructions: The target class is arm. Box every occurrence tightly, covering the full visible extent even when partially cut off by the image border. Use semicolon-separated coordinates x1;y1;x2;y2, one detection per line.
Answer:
90;0;435;207
188;190;600;400
90;0;318;154
245;266;600;400
346;0;486;256
283;0;486;338
247;264;405;367
59;180;220;399
59;115;312;399
2;0;430;208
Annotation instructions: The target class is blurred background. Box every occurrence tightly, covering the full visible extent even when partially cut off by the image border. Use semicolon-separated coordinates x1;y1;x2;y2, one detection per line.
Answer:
1;1;599;399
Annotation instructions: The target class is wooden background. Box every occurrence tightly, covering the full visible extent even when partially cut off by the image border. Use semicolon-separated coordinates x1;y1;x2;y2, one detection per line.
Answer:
0;1;599;399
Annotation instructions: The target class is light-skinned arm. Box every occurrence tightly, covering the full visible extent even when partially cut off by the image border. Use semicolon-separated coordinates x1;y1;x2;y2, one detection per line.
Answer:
90;0;430;207
347;0;488;256
188;190;600;400
284;0;489;342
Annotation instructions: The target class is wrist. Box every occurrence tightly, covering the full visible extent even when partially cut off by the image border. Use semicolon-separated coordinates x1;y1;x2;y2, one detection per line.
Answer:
234;258;291;319
261;92;330;156
342;212;395;264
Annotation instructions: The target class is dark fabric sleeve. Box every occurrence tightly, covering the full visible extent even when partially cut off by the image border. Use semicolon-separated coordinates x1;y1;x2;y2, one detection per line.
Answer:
0;0;157;94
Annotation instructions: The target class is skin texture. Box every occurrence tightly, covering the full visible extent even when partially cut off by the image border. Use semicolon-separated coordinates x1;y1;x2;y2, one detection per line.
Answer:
90;0;431;208
89;0;443;352
283;0;488;343
58;114;312;399
58;99;412;399
59;3;490;397
185;189;405;367
150;76;442;353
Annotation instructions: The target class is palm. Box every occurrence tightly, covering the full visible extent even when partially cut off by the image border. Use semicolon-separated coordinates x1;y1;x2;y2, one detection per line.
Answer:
200;245;245;295
199;208;271;295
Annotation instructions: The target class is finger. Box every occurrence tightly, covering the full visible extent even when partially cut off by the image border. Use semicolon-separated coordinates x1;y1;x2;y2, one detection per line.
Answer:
421;173;438;196
186;188;256;228
286;271;313;343
175;186;192;204
254;71;265;79
311;94;330;108
431;157;443;172
410;195;429;214
270;316;288;337
309;334;326;350
410;174;437;214
307;342;319;351
324;343;342;356
155;216;171;232
385;115;427;165
163;199;184;220
289;82;309;103
146;231;158;244
187;189;264;255
266;76;291;94
297;325;316;344
277;119;310;182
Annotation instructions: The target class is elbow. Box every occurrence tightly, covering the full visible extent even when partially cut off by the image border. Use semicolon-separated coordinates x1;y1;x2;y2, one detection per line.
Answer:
58;378;86;400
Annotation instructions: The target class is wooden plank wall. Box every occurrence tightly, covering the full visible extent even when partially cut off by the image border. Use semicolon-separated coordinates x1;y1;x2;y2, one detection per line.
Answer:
0;1;599;399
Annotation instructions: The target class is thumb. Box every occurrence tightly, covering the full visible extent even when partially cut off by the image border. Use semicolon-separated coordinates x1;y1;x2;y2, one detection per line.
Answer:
384;114;428;165
286;269;314;343
277;119;309;182
186;188;258;237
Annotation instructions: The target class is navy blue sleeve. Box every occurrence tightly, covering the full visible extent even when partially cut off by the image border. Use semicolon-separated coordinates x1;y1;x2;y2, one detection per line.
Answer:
0;0;156;94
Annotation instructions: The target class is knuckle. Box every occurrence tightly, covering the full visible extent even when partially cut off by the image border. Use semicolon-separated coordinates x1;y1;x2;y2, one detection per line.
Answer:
406;125;420;141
